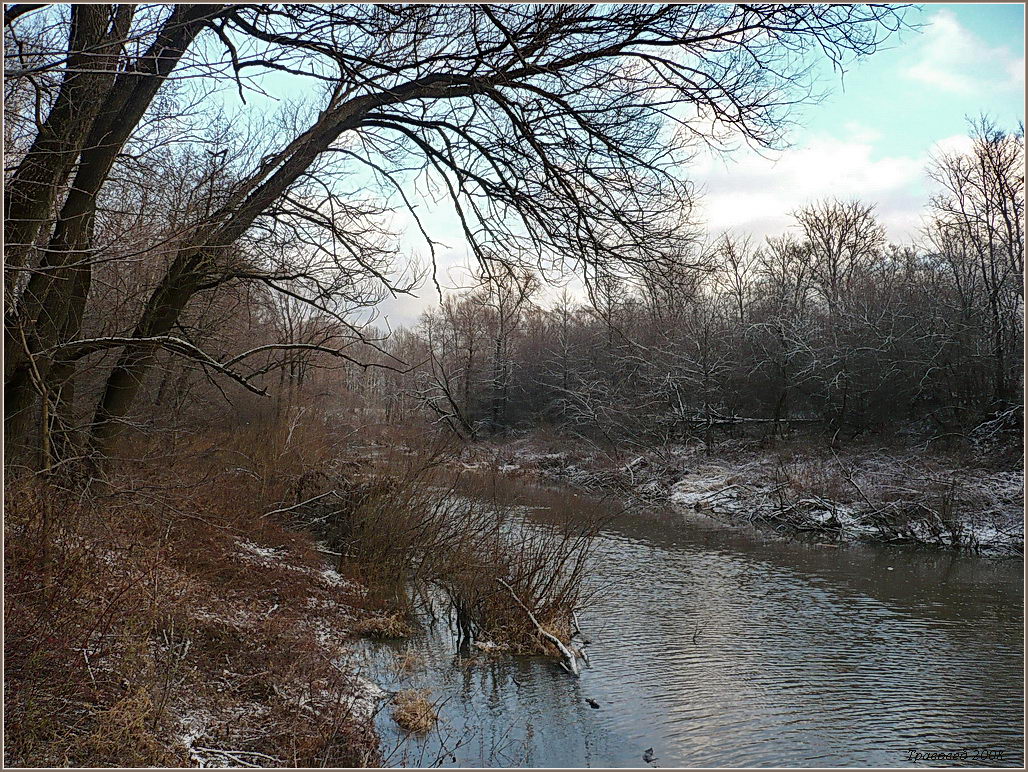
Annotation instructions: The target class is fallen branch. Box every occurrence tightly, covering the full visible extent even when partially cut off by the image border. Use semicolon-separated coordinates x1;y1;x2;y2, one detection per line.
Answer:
260;490;341;519
190;745;284;768
497;578;580;676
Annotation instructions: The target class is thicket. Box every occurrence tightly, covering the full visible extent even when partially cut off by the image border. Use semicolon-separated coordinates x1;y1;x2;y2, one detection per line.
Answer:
4;427;385;768
386;124;1024;450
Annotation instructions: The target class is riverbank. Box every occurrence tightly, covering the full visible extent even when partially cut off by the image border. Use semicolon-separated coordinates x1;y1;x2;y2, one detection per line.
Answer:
3;426;591;768
457;434;1024;555
4;468;387;768
7;426;1022;767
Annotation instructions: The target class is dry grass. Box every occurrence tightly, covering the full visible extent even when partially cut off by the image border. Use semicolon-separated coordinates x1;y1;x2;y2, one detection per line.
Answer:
317;452;598;656
5;415;599;766
354;613;414;640
776;455;852;502
391;648;426;676
3;438;384;768
390;689;438;734
306;443;597;657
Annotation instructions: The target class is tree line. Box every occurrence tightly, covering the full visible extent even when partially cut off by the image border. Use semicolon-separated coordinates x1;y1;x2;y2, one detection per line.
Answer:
386;120;1024;448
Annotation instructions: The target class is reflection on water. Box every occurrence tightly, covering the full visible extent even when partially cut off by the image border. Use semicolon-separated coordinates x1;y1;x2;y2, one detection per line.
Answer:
356;482;1024;768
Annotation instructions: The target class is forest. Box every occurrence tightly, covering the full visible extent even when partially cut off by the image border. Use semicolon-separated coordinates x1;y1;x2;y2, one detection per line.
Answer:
386;177;1023;447
4;3;1024;769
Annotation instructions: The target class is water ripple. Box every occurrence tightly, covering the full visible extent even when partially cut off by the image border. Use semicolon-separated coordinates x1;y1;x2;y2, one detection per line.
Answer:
366;487;1023;768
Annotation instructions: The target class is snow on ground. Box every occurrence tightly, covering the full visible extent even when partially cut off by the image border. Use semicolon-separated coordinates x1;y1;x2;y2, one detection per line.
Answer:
233;539;366;596
233;538;298;571
318;566;363;593
473;438;1023;555
176;702;285;768
167;536;388;767
341;675;388;722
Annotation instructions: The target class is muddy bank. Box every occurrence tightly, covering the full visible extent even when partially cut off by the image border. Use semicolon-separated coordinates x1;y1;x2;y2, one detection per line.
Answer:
457;436;1023;555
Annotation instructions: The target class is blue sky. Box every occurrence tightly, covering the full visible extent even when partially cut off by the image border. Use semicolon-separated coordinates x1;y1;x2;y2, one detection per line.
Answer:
801;3;1024;157
690;3;1025;248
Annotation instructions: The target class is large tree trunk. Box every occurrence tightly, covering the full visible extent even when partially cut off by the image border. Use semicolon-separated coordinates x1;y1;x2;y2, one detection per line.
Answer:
4;5;127;279
90;251;203;452
89;93;383;453
86;71;506;454
4;5;218;463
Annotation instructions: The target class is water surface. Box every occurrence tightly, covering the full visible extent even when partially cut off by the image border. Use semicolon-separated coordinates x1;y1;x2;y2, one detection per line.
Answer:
358;482;1023;767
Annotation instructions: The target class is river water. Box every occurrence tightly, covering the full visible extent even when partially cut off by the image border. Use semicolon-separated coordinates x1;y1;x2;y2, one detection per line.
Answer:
356;481;1024;768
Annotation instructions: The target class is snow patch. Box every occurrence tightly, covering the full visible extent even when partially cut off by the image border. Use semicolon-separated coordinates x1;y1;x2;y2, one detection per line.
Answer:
191;606;261;630
234;540;287;566
481;439;1023;555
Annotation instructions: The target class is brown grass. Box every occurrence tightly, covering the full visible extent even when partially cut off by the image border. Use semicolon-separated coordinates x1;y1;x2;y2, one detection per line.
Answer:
354;613;414;640
5;413;598;766
776;455;852;502
391;647;426;676
3;433;383;769
390;689;438;734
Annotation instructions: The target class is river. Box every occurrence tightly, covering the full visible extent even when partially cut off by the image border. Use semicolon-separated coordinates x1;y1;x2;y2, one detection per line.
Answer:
355;480;1024;768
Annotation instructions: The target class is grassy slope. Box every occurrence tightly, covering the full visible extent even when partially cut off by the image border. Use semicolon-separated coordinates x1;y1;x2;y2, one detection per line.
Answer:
4;436;387;768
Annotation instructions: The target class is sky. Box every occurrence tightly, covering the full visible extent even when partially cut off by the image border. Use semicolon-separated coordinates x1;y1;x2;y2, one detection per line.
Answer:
690;3;1025;246
207;4;1025;328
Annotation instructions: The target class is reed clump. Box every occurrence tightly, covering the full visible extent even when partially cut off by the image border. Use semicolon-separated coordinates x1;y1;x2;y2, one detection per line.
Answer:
316;448;598;658
390;690;438;733
392;647;426;675
354;612;414;640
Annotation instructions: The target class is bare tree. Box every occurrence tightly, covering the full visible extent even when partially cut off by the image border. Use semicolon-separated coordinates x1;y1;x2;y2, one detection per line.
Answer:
386;121;1022;449
795;199;886;316
926;117;1025;405
793;199;887;430
4;4;226;461
475;267;538;433
4;3;908;465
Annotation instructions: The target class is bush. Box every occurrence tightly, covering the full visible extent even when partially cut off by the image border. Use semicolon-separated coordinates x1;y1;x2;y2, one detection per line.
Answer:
317;449;598;655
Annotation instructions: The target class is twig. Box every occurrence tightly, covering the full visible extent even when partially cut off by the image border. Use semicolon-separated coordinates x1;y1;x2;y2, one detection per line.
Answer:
260;490;340;519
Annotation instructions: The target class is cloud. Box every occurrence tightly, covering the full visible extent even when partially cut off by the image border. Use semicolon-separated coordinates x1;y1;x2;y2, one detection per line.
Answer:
930;133;976;158
695;126;928;243
375;114;998;327
380;124;960;326
1007;57;1026;87
904;10;1024;94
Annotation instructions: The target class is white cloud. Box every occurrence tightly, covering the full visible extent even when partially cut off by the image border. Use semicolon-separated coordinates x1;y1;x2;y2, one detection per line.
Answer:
1006;57;1026;88
842;121;882;144
696;129;928;243
376;126;991;326
904;10;1023;94
930;133;976;158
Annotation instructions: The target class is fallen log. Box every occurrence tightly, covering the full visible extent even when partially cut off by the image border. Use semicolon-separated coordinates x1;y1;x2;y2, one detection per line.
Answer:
497;578;581;676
